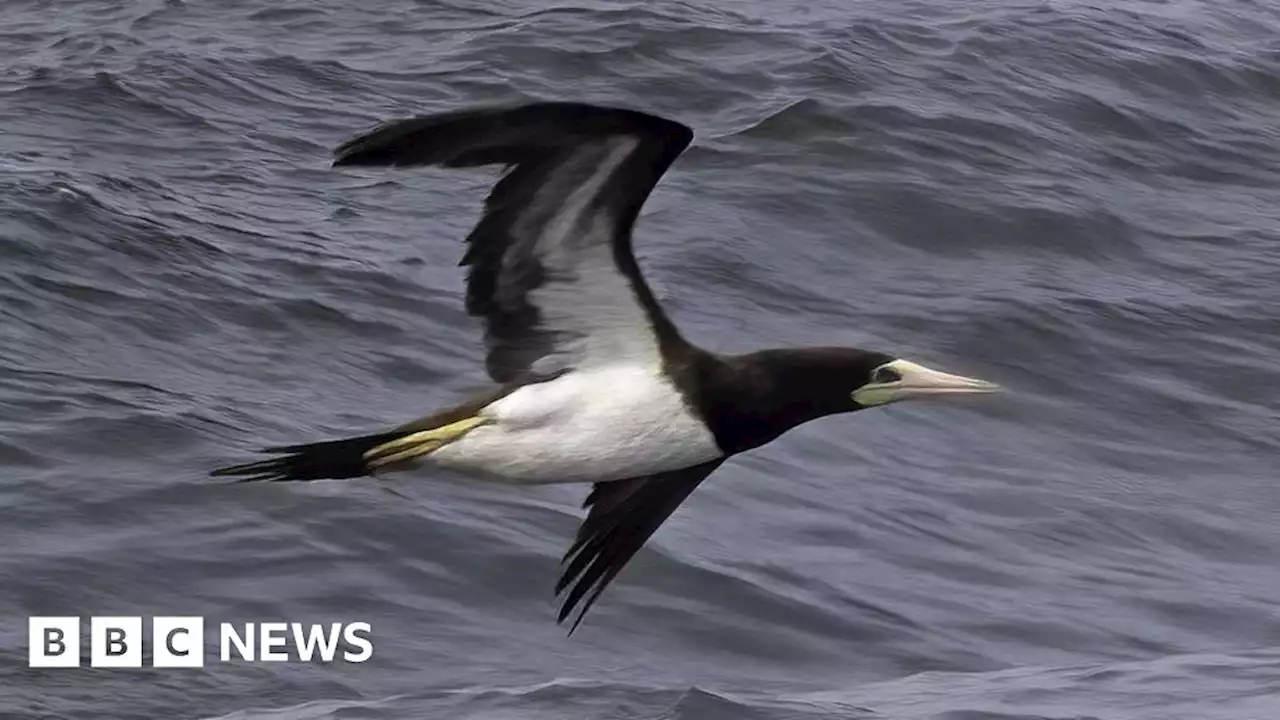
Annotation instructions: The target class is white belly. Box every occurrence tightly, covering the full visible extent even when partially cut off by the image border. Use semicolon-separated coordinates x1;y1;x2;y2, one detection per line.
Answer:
427;365;723;483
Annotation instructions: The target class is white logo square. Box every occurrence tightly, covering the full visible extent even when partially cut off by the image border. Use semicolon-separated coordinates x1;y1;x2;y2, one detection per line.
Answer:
152;616;204;667
28;617;80;667
91;616;142;668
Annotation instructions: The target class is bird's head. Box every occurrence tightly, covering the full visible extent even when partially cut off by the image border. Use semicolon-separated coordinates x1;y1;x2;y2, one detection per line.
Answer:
706;347;1002;454
739;347;1000;416
847;351;1001;409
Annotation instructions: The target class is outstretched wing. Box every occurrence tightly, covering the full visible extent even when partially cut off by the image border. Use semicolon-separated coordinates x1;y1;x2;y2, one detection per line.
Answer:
556;459;725;632
332;102;695;383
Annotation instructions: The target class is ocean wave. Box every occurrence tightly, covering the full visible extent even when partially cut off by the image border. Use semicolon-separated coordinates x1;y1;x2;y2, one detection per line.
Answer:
191;648;1280;720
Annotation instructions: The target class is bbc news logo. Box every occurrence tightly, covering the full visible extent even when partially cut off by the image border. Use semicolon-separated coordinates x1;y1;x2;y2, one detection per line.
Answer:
28;617;373;668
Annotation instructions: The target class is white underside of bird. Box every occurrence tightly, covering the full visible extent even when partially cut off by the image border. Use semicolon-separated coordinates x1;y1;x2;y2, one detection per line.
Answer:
427;364;722;484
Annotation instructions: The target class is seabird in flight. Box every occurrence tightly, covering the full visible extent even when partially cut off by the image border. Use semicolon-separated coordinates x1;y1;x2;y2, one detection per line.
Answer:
211;101;999;631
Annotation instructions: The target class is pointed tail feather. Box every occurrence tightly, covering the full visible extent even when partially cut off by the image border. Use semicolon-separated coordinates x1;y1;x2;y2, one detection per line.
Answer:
211;413;493;483
210;431;404;483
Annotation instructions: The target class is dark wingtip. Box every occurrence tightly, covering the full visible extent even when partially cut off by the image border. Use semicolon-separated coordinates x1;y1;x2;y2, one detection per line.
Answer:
551;462;723;634
328;102;695;172
330;136;383;168
331;142;379;167
331;115;441;168
562;609;588;637
330;139;386;167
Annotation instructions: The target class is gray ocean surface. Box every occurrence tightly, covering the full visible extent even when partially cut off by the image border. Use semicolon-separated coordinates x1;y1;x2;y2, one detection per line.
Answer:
3;1;1279;718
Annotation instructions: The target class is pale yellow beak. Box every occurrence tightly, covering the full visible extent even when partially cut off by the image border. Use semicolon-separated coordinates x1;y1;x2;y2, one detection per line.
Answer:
853;359;1001;407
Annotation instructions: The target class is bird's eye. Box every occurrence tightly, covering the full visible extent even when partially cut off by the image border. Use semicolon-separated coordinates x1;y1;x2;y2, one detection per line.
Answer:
873;367;902;384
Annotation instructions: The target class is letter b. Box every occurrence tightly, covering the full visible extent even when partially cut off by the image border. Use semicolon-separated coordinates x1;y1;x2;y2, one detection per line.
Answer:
91;617;142;668
48;628;67;656
28;617;80;668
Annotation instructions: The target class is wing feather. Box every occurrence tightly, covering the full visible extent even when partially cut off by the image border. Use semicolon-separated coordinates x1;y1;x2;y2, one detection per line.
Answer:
556;459;725;632
333;102;695;383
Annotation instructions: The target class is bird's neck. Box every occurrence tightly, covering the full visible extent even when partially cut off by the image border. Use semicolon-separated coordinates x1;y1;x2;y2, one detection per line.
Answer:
673;348;859;455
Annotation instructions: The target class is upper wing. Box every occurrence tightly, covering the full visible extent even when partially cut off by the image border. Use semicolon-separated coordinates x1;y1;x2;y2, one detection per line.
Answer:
332;102;695;383
556;459;725;632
